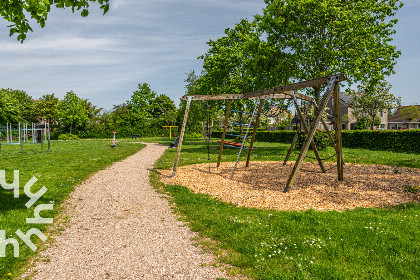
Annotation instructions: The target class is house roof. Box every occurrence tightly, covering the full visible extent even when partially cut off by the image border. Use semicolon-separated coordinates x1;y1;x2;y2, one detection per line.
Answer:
339;92;351;104
388;105;420;123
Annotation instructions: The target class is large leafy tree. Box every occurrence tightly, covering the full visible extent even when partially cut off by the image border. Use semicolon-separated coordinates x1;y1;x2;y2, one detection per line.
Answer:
2;88;37;122
200;19;279;134
0;89;20;124
56;90;89;134
2;0;110;42
128;83;156;120
260;0;403;102
347;80;401;130
35;93;59;125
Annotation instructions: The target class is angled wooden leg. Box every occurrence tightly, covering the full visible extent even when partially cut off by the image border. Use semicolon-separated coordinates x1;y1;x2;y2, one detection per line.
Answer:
294;98;326;173
284;75;339;193
171;96;193;177
283;130;299;165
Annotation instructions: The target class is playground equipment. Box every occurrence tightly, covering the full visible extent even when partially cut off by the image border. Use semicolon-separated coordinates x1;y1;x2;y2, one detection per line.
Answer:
111;131;117;147
170;74;346;192
162;126;178;139
1;122;50;152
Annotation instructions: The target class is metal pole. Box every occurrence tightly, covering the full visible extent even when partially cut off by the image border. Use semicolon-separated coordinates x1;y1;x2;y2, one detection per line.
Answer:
230;99;260;179
217;99;232;167
20;126;23;152
41;129;44;151
171;96;193;177
6;122;9;144
32;123;35;143
10;123;12;144
48;122;50;151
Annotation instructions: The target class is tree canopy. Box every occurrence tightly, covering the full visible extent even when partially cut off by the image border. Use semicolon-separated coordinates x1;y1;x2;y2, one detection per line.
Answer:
1;0;110;42
258;0;403;101
347;80;401;129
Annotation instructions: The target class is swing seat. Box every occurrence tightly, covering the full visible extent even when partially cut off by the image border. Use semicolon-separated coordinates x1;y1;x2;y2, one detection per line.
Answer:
217;140;244;147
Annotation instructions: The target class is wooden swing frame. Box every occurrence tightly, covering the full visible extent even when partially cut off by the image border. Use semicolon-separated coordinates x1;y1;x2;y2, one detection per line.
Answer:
171;74;346;192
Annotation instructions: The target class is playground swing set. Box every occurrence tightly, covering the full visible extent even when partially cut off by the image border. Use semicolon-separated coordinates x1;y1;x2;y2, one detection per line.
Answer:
0;122;51;154
170;74;347;193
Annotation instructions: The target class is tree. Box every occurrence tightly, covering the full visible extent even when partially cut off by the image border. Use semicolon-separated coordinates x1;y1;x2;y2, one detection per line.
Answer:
2;0;110;42
2;88;36;122
400;106;420;127
35;93;59;126
126;83;157;134
199;19;278;134
56;91;89;134
259;0;403;103
0;89;20;124
347;80;401;130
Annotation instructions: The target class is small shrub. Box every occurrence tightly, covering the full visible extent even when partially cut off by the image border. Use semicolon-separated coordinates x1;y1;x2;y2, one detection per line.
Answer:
58;133;80;140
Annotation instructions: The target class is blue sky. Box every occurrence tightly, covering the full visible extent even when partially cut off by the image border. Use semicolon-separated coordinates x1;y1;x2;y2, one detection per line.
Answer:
0;0;418;110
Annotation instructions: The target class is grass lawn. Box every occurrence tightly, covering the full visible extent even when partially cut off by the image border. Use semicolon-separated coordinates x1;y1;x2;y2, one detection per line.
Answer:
151;137;420;279
0;140;145;279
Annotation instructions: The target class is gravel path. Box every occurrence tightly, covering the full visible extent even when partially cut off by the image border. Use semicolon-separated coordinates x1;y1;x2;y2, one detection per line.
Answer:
24;143;227;280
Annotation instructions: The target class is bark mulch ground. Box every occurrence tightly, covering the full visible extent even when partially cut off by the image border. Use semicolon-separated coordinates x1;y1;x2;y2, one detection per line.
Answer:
160;161;420;211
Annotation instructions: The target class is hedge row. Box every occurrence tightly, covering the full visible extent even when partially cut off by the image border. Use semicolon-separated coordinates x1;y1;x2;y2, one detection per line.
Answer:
212;129;420;153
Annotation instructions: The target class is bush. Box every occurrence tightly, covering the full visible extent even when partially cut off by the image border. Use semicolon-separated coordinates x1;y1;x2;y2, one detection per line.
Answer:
213;129;420;154
58;133;80;140
297;130;330;151
342;129;420;153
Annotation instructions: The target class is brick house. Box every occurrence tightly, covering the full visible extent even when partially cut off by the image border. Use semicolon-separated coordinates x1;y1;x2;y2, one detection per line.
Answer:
387;105;420;130
324;92;388;130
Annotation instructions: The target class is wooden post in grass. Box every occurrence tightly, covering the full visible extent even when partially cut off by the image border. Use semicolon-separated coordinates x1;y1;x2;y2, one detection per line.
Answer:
171;96;193;177
217;99;232;167
333;82;344;181
246;99;264;167
283;75;339;193
293;98;326;173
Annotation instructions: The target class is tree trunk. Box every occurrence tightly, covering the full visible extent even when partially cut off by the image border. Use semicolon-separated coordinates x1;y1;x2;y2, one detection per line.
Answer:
70;124;73;134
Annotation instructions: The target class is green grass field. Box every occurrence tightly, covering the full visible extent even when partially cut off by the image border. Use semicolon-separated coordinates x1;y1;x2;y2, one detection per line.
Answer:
151;137;420;279
0;140;145;279
1;137;419;279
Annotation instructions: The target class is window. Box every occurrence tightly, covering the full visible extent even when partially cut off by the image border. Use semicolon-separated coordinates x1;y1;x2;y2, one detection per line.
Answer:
390;124;402;130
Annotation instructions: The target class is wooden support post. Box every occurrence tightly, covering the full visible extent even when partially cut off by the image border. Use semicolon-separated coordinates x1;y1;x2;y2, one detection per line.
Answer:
294;99;326;173
283;131;299;165
217;99;232;167
171;96;193;177
283;100;312;165
333;83;344;181
283;75;339;193
246;99;264;167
